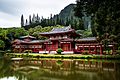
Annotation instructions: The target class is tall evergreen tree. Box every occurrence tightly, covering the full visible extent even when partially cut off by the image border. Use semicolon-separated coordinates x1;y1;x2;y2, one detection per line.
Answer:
32;14;35;23
21;14;24;27
36;13;40;23
25;19;28;25
29;15;32;25
50;14;53;26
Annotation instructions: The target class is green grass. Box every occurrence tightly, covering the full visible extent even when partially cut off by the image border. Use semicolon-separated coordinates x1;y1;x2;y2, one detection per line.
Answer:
6;53;120;60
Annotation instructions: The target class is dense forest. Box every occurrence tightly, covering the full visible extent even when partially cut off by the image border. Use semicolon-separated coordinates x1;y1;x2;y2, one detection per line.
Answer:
74;0;120;47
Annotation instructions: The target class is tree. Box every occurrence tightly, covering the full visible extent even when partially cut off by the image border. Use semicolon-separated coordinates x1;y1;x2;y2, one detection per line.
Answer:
7;27;28;39
74;0;84;18
21;14;24;27
0;40;5;50
36;13;40;23
29;15;32;25
32;14;36;23
25;19;28;26
74;0;120;45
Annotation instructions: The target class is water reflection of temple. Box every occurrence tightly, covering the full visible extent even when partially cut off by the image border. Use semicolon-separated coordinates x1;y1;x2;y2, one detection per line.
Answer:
12;59;117;72
11;59;120;80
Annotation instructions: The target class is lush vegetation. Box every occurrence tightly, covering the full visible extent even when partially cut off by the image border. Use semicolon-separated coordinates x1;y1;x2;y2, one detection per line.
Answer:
0;27;28;51
0;1;120;52
28;25;63;39
74;0;120;47
6;53;120;60
0;25;63;51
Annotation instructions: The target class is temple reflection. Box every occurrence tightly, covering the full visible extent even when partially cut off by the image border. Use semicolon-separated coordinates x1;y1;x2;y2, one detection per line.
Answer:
11;59;120;80
0;58;120;80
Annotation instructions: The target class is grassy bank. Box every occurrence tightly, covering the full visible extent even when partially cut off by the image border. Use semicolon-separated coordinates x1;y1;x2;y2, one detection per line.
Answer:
6;53;120;60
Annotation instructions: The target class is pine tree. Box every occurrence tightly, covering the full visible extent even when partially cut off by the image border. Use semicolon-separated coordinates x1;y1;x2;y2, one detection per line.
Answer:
50;14;53;26
25;19;28;25
32;14;35;23
36;13;40;23
29;15;32;25
21;14;24;27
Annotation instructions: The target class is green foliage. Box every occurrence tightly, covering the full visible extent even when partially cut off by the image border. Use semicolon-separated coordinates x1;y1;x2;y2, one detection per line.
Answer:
0;25;65;50
28;25;63;39
76;29;92;37
0;27;28;50
0;40;5;50
74;0;120;45
0;29;8;40
118;46;120;50
56;48;63;54
7;27;28;39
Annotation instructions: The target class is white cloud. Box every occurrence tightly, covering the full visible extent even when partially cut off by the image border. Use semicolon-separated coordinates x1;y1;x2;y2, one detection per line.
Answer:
0;12;20;28
0;0;76;28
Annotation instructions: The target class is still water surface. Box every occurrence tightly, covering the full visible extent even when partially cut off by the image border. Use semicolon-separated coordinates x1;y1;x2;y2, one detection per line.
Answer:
0;57;120;80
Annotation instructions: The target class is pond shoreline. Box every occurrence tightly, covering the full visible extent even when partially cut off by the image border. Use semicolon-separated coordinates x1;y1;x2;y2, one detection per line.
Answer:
6;53;120;60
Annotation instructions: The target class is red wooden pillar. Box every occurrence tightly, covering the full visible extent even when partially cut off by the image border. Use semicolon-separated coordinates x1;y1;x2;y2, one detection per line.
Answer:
34;46;36;52
83;45;84;52
70;42;71;51
46;43;47;51
100;44;103;55
95;45;97;54
51;43;53;51
57;41;58;49
112;44;115;55
89;45;91;54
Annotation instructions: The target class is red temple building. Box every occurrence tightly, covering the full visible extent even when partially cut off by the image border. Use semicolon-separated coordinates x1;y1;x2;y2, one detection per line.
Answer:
12;35;45;53
39;26;80;54
12;26;116;54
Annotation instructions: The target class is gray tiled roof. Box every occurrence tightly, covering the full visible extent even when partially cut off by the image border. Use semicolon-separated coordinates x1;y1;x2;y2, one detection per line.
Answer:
40;26;73;35
13;39;45;44
51;26;71;32
20;40;45;43
76;37;97;41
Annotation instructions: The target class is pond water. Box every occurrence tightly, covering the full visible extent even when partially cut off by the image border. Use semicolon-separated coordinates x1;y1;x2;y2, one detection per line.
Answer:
0;57;120;80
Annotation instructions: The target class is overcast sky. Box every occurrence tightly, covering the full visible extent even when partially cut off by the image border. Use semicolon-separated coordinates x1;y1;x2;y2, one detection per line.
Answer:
0;0;76;28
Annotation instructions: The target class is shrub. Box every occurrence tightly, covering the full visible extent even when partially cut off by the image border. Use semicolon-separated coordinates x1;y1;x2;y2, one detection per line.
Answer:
56;48;63;54
116;50;120;55
118;46;120;50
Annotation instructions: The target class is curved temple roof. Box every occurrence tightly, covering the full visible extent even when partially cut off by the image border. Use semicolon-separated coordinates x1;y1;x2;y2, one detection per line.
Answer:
39;26;81;37
20;35;36;39
76;37;97;42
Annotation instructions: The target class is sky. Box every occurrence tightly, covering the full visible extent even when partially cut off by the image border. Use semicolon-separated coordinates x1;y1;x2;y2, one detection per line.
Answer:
0;0;76;28
0;77;17;80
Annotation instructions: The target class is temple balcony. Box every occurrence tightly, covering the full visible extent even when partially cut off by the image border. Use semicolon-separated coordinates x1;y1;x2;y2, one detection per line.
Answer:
49;35;69;40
